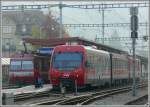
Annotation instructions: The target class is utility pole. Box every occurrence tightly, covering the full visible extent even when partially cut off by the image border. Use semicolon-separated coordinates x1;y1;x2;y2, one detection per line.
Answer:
0;1;2;105
99;5;105;44
130;7;138;96
59;1;63;38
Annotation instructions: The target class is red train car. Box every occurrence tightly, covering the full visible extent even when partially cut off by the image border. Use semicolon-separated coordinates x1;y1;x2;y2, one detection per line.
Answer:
50;45;141;89
9;53;34;85
128;56;141;81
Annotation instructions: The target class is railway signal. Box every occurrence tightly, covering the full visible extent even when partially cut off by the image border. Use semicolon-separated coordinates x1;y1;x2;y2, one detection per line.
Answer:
131;15;138;31
131;31;138;38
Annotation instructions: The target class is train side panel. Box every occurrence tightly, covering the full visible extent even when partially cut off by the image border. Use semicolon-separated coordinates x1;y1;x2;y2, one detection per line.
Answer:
84;47;111;86
111;53;129;82
128;57;141;80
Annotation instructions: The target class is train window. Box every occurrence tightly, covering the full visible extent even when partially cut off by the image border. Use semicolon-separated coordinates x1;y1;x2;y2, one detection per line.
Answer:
122;61;124;69
115;60;117;69
112;60;115;70
120;60;122;69
53;52;82;71
118;60;120;68
115;61;117;69
89;55;92;64
85;60;90;68
96;55;99;63
22;61;33;70
124;61;126;69
117;59;120;69
117;59;119;68
86;54;91;68
121;60;123;69
98;57;101;62
105;58;108;69
123;61;124;69
95;56;97;66
123;61;125;69
115;59;118;69
10;60;21;71
119;60;121;69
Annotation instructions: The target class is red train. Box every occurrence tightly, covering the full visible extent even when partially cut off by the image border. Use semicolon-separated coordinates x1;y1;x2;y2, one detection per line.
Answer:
9;51;51;86
50;45;141;89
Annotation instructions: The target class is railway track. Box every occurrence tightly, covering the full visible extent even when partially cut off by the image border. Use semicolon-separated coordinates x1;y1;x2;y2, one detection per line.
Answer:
14;91;61;102
14;84;126;102
80;84;146;105
33;83;147;105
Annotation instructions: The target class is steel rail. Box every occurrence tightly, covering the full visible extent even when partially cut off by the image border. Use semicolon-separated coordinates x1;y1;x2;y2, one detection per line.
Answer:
30;83;147;105
33;98;68;105
14;91;61;102
55;86;131;105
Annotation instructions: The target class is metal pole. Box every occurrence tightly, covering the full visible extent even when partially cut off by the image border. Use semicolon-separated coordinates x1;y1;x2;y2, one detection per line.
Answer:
130;7;138;96
60;81;62;90
40;26;42;39
132;37;136;96
60;82;65;97
74;80;77;95
59;1;63;38
0;1;2;105
102;8;105;44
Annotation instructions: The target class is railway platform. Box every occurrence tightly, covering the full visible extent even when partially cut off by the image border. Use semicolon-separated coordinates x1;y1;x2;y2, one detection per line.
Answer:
2;84;52;95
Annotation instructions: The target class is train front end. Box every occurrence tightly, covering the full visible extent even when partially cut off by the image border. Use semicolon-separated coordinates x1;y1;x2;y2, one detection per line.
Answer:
50;45;85;90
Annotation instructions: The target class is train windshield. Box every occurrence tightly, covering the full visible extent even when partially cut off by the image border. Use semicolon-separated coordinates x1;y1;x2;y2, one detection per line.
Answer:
53;52;82;71
10;60;21;70
22;61;33;70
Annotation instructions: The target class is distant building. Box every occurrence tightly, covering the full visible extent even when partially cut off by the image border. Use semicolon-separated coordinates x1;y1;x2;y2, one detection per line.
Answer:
2;10;45;57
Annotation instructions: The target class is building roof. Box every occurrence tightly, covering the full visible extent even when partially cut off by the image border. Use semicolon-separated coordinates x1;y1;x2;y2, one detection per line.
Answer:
23;37;128;54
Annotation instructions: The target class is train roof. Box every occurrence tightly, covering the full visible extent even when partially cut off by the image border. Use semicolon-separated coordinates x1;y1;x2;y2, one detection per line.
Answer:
84;46;110;55
54;45;109;55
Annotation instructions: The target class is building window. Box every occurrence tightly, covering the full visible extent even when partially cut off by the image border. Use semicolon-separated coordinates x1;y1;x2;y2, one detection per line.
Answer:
22;25;26;32
3;26;12;34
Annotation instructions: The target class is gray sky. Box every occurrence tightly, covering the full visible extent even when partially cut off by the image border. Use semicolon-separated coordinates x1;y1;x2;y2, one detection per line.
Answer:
2;1;148;55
